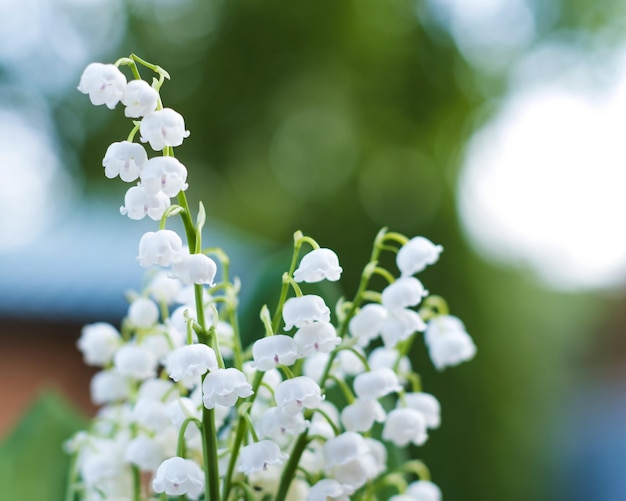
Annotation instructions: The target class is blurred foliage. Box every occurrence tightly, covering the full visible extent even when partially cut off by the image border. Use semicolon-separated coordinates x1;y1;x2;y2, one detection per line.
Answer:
50;0;623;500
0;392;86;501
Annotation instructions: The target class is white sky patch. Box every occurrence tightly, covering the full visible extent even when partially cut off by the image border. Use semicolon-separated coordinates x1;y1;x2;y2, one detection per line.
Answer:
424;0;535;72
458;54;626;291
0;111;76;251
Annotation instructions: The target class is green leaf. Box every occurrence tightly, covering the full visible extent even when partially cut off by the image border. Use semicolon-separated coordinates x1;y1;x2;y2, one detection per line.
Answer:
0;392;87;501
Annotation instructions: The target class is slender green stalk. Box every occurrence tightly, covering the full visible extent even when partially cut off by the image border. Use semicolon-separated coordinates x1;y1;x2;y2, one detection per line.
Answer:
274;430;310;501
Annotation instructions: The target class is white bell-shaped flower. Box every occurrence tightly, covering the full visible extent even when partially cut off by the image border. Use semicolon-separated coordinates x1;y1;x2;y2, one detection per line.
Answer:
251;335;299;371
124;435;166;472
293;248;343;283
324;431;369;468
138;230;183;268
348;303;387;347
128;297;159;328
294;322;340;357
381;277;428;310
122;79;159;118
140;108;190;151
382;408;428;446
381;308;426;348
340;398;386;432
140;156;188;198
90;370;130;404
120;185;171;220
283;295;330;331
114;345;157;380
147;271;183;305
389;495;417;501
138;378;176;402
202;367;253;408
275;376;324;414
77;322;122;366
403;392;441;429
171;253;217;286
425;315;476;370
353;368;401;400
152;456;204;499
365;437;387;475
324;432;378;489
237;440;288;474
307;479;353;501
78;62;127;109
407;480;442;501
256;406;309;442
102;141;148;182
368;347;412;378
396;236;443;276
166;344;218;382
132;397;171;431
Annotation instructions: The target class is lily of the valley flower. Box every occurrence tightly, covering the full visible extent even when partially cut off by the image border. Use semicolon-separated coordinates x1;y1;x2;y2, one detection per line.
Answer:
102;141;148;182
152;456;204;499
382;408;428;446
282;294;331;331
140;108;190;151
140;156;188;198
293;248;343;283
166;344;218;382
202;367;253;408
425;315;477;370
237;440;288;474
120;185;171;220
275;376;324;414
122;79;159;118
252;335;299;371
138;230;183;268
78;62;127;109
77;322;122;366
396;236;443;276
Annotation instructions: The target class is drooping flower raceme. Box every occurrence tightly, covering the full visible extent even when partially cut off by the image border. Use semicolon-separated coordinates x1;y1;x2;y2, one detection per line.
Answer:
70;55;476;501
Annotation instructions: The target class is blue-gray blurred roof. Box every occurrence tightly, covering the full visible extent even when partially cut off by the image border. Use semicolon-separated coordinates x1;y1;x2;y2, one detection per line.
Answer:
0;200;271;323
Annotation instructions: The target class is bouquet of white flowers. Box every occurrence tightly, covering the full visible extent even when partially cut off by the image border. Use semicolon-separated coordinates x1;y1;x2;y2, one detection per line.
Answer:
65;54;477;501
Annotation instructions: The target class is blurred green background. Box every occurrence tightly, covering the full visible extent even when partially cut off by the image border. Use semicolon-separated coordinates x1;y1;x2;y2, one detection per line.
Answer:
2;0;626;500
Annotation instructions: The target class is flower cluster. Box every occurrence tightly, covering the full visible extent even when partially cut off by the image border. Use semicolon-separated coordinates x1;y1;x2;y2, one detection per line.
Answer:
66;55;477;501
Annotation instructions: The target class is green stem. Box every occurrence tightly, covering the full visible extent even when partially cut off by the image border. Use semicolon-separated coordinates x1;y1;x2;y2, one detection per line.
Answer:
274;429;310;501
132;465;141;501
